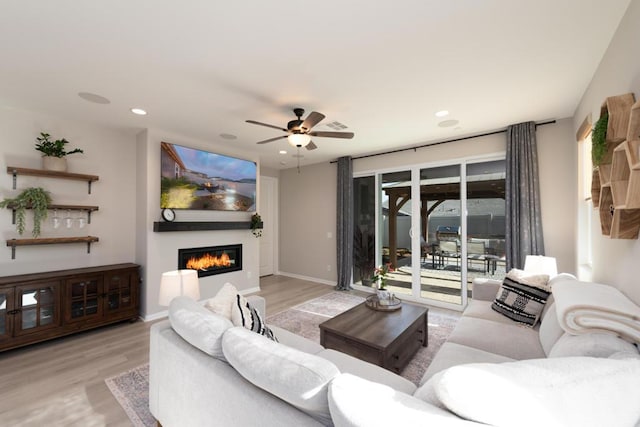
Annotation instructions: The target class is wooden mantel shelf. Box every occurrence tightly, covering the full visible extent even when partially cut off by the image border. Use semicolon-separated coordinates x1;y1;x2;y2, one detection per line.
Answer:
153;221;262;232
7;166;99;194
6;236;99;259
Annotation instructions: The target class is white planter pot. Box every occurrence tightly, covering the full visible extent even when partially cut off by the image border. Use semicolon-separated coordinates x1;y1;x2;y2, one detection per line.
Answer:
42;156;67;172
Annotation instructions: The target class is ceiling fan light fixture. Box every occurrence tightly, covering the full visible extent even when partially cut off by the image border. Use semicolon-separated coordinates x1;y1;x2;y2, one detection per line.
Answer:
287;133;311;148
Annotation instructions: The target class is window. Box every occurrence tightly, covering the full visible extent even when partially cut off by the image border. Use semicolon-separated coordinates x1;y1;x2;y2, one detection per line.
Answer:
577;120;593;272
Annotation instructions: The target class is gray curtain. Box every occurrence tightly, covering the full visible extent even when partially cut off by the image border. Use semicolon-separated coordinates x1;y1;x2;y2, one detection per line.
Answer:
336;156;354;291
505;121;545;270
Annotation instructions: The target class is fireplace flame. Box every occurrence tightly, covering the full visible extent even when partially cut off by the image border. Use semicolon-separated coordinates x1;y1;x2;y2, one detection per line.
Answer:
186;252;232;271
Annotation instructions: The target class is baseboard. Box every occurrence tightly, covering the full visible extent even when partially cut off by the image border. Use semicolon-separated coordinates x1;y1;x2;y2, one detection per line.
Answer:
143;310;168;322
276;271;336;287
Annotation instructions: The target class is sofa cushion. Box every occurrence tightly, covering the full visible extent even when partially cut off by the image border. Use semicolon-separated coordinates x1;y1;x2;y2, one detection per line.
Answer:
205;282;238;319
434;357;640;427
328;373;479;427
270;325;324;354
231;293;277;341
316;349;416;395
538;302;565;356
491;269;551;326
446;316;545;360
420;342;515;384
168;296;233;360
463;300;525;326
548;332;640;358
222;326;339;424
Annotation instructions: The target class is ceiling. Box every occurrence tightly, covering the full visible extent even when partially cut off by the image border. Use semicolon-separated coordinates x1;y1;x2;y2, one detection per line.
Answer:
0;1;631;170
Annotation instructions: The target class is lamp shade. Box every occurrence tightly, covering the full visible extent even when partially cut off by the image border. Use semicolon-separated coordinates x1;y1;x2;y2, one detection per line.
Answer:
524;255;558;277
159;269;200;306
287;133;311;147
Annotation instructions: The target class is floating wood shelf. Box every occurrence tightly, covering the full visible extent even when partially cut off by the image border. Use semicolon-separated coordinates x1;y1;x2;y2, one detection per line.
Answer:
6;166;99;194
6;236;99;259
5;204;99;225
153;221;263;232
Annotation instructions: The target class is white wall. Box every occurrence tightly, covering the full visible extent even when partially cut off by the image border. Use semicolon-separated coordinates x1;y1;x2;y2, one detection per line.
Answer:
279;119;577;285
279;161;337;283
136;128;260;319
0;107;136;275
572;0;640;305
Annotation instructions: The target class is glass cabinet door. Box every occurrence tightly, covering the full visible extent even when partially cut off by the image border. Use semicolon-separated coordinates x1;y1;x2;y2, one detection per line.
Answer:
0;288;14;341
15;281;60;336
104;272;135;314
65;276;103;323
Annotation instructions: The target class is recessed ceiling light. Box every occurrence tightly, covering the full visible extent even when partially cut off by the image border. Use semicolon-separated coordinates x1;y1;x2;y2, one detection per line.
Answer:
220;133;237;140
131;108;147;115
435;110;449;118
78;92;110;104
279;150;287;154
438;119;459;128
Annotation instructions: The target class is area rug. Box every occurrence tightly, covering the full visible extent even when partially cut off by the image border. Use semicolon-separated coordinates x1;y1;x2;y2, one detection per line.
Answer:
106;292;460;426
266;291;461;385
105;364;154;427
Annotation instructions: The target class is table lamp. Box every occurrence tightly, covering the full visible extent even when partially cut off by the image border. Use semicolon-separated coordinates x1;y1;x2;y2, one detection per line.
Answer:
159;269;200;306
524;255;558;277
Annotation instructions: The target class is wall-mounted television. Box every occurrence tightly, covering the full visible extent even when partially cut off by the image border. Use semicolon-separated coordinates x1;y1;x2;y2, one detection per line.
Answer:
160;142;256;212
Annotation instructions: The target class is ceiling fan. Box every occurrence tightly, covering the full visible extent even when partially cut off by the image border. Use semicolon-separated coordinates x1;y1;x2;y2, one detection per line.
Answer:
246;108;354;151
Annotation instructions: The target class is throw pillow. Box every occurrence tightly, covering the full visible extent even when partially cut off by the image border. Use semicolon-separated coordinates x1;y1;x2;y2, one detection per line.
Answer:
491;268;550;326
328;373;477;427
231;293;277;341
434;357;640;427
222;326;339;425
168;296;233;360
205;282;238;319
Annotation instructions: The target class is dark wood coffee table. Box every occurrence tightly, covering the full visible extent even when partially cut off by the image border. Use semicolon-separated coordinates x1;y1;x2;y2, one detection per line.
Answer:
319;301;428;374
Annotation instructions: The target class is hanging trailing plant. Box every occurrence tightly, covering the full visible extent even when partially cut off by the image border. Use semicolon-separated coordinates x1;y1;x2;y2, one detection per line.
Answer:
250;213;263;238
592;113;609;166
0;187;51;237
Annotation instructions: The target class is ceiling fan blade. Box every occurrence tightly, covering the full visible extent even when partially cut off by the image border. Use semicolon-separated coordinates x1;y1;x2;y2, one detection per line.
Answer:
256;135;287;145
300;111;325;131
308;131;354;139
306;141;318;151
246;120;288;132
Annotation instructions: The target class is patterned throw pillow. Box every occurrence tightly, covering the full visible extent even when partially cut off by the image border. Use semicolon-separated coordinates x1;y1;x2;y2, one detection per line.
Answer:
231;293;278;341
491;269;551;326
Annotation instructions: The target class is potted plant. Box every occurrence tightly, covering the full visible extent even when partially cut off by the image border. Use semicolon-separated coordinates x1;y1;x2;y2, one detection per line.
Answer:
250;213;263;237
35;132;84;172
0;187;51;237
592;113;609;167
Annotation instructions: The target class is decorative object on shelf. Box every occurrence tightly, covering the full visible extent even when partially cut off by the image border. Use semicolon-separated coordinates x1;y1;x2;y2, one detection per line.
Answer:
161;208;176;222
35;132;84;172
592;113;608;166
250;213;262;237
0;187;51;237
371;263;394;290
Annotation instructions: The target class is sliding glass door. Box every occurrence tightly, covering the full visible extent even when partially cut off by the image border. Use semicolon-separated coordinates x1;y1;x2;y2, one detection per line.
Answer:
418;164;463;305
353;157;505;310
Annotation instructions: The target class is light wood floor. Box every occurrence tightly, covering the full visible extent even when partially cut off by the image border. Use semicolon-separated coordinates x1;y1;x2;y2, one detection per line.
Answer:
0;275;339;426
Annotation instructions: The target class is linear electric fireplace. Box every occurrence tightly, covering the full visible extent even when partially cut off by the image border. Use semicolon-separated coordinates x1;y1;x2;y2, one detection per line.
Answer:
178;244;242;278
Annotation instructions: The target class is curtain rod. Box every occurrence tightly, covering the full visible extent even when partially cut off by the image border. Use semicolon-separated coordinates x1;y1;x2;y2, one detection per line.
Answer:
330;119;556;163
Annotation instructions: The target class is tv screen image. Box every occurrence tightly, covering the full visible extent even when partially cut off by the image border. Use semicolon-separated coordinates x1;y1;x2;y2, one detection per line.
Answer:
160;142;257;211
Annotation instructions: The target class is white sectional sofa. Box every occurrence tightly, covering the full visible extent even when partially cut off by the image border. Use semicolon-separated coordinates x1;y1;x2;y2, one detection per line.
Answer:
149;274;640;427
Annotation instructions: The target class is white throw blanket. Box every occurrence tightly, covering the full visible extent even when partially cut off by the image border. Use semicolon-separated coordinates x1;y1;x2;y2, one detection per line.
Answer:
553;279;640;344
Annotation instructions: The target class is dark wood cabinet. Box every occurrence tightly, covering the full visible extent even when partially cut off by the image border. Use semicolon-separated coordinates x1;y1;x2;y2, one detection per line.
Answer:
0;263;139;352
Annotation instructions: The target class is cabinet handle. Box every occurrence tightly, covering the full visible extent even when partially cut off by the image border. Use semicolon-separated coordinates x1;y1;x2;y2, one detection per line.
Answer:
8;309;21;315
